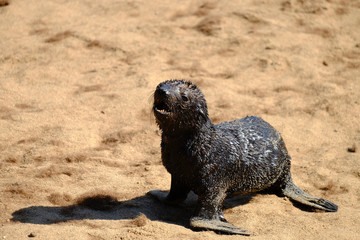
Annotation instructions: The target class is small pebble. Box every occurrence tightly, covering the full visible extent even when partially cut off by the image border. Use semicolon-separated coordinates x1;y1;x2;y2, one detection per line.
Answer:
347;144;357;153
28;232;36;238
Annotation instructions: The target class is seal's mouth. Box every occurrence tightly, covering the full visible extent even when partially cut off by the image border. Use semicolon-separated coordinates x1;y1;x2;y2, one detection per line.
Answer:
154;101;171;116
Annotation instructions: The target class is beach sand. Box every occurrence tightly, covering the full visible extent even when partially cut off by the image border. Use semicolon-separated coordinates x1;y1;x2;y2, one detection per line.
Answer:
1;0;359;239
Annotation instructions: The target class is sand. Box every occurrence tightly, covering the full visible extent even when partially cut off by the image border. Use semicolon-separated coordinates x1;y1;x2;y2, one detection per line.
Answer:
0;0;359;239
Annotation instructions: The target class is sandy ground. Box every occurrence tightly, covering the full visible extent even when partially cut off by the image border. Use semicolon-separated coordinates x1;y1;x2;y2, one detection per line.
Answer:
1;0;360;239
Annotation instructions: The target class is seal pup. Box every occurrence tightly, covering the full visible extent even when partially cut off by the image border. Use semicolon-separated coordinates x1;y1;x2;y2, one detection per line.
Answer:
149;79;338;235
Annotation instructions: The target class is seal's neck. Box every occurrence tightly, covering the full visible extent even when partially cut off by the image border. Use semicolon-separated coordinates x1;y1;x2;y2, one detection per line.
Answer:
162;118;214;139
199;117;214;132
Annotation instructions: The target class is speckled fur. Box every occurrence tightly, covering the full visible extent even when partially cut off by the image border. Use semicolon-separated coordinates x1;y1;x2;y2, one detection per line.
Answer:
152;80;337;234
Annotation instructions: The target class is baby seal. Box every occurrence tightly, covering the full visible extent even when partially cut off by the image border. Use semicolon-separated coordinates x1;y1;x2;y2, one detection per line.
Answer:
149;79;338;235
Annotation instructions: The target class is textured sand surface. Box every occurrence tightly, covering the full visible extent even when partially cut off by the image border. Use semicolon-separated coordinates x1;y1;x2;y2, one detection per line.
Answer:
1;0;359;239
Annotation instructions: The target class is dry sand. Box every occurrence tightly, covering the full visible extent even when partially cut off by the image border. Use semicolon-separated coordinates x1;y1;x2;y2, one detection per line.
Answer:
1;0;359;239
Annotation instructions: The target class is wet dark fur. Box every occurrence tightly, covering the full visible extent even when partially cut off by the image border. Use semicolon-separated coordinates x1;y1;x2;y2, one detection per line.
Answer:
152;79;338;235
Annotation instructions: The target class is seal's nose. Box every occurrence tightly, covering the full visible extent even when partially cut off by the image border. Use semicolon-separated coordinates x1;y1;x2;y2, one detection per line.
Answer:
157;83;171;95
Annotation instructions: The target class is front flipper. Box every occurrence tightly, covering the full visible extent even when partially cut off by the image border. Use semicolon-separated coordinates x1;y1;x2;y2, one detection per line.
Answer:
148;190;169;202
190;217;250;236
192;190;250;236
148;190;186;205
148;175;190;205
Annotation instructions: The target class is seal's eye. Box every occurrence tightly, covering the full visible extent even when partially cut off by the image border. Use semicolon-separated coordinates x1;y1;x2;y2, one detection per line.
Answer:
181;95;189;102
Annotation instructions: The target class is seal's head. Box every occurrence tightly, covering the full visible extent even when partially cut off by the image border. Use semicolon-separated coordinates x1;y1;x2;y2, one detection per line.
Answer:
153;80;210;133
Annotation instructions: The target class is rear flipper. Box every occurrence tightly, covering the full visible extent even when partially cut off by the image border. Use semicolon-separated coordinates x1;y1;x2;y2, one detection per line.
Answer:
282;181;338;212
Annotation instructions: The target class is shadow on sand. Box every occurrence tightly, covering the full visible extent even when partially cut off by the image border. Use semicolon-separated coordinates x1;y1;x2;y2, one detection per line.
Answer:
11;191;254;229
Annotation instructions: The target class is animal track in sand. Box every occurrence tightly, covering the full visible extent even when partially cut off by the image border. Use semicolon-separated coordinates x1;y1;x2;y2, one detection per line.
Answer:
169;2;217;20
193;15;221;36
74;84;104;95
101;130;136;147
35;165;84;178
48;193;73;206
44;31;74;43
4;183;35;199
232;12;268;25
0;0;9;7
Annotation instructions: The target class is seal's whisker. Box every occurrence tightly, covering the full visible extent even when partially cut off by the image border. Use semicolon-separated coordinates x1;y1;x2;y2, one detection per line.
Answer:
148;92;154;104
148;92;156;124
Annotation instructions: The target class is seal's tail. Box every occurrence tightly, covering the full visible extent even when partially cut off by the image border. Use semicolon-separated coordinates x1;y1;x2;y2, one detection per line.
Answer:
282;181;338;212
